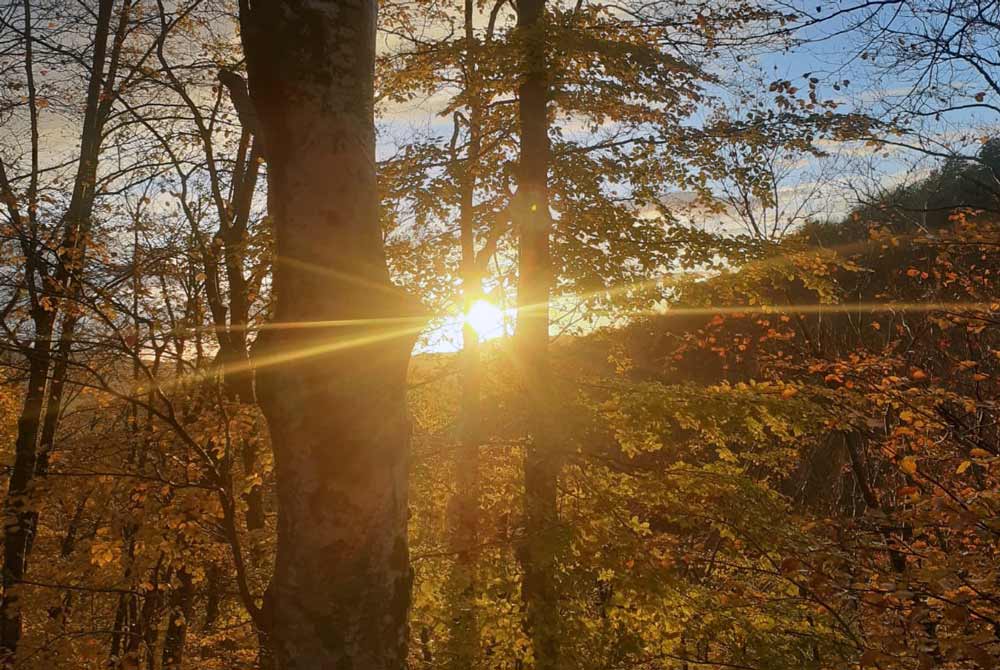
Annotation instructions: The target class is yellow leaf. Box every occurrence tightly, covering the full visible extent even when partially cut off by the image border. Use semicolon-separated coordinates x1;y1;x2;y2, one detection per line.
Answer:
900;456;917;475
956;461;972;474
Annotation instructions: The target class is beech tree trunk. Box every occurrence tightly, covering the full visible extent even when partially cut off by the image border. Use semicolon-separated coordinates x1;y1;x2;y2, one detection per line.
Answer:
239;2;421;668
513;1;560;668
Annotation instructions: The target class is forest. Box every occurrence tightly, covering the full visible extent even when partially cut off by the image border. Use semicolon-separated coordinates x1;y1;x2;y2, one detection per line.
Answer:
0;0;999;669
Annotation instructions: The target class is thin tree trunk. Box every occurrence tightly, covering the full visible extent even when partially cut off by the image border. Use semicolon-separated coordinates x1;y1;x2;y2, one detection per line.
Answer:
239;1;422;668
138;587;163;670
110;593;127;662
112;526;142;667
17;312;76;577
201;564;222;634
162;570;194;670
512;1;560;668
445;3;484;664
0;312;53;661
34;313;77;480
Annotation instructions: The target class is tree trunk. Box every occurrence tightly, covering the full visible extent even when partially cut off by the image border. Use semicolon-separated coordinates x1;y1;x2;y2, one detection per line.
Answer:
446;319;481;670
445;3;484;667
34;314;77;480
512;1;560;668
239;2;422;668
201;564;222;634
0;311;54;662
162;570;194;670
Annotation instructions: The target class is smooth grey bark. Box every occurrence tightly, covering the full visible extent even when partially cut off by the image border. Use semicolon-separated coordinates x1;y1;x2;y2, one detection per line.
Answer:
239;1;422;668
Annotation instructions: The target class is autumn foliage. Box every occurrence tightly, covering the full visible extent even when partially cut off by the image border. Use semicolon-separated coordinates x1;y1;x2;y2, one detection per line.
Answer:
2;1;1000;669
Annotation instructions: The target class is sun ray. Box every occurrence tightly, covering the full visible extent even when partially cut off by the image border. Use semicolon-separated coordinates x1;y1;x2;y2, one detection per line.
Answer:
275;255;408;297
130;317;433;399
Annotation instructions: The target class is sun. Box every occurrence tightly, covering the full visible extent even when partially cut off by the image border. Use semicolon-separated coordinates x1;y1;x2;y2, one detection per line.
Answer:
464;299;506;340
